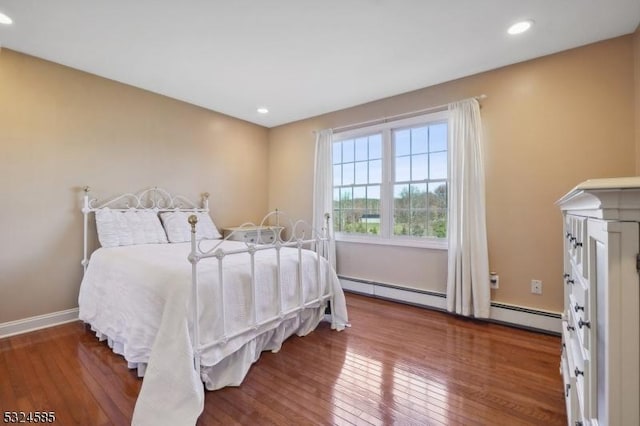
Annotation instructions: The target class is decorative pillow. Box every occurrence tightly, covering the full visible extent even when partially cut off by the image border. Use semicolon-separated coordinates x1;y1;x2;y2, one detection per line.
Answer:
95;208;168;248
160;211;222;243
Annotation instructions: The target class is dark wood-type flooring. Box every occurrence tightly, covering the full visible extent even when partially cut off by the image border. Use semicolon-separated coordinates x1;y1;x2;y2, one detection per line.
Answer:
0;293;565;425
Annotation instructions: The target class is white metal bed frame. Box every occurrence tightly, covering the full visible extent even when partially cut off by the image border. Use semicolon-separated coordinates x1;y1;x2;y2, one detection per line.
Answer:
81;186;336;375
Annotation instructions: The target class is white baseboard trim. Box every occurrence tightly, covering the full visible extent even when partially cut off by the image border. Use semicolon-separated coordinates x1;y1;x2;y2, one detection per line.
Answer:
339;277;562;335
0;308;79;339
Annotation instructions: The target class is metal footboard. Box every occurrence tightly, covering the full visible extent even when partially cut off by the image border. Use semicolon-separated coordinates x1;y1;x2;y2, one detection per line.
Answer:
187;210;334;373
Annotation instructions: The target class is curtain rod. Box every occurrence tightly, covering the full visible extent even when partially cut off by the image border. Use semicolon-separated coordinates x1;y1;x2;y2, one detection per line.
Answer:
321;94;487;135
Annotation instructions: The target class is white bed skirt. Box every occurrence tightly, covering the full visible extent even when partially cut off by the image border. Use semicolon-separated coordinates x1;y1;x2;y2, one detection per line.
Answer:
201;307;324;389
87;305;325;390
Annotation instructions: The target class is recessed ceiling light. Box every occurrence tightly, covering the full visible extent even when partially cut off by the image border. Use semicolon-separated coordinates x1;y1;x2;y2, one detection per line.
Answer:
0;12;13;25
257;107;269;114
508;20;533;35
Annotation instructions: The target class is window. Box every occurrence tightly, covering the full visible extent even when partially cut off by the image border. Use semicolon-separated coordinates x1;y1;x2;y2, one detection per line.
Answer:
332;111;448;248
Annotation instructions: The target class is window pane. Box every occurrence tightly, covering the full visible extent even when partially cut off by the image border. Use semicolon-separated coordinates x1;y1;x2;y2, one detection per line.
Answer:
355;162;368;185
393;185;411;235
429;123;447;152
333;210;342;231
369;159;381;184
340;188;352;209
352;209;367;234
369;134;382;159
333;188;341;210
393;209;410;236
342;162;354;185
428;182;447;209
364;208;380;234
333;142;342;164
428;208;447;238
367;185;381;210
411;210;427;237
353;186;366;208
364;210;380;235
411;154;428;181
429;152;447;179
343;210;356;232
394;184;410;209
395;129;410;156
395;156;410;182
343;139;354;162
355;137;368;161
410;184;427;209
333;164;342;186
412;126;428;154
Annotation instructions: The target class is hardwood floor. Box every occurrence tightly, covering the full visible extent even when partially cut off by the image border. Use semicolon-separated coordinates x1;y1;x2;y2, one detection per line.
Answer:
0;293;565;425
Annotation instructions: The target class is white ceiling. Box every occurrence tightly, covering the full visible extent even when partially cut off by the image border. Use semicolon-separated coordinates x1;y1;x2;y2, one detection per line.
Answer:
0;0;638;127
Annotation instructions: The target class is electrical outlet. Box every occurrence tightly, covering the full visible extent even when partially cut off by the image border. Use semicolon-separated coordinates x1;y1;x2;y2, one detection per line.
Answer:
531;279;543;295
490;272;499;289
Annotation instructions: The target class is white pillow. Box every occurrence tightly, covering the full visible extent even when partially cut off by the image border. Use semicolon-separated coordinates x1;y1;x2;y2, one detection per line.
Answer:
95;208;168;248
160;211;222;243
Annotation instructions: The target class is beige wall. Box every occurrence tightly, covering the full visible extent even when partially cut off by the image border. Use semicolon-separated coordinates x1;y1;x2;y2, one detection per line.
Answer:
269;36;636;313
0;49;269;324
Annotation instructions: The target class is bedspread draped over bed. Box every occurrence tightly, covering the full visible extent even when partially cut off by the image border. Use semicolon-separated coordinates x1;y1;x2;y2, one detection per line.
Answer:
78;240;348;426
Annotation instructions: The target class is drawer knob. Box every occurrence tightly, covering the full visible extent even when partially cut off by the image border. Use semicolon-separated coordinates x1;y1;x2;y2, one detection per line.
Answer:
563;273;570;279
574;305;584;312
566;232;571;239
566;279;575;285
574;367;584;377
569;236;576;243
578;319;591;329
566;324;575;332
575;422;583;426
565;383;571;397
573;241;583;249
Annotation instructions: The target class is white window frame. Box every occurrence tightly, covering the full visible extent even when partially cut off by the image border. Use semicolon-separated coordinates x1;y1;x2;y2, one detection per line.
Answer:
332;110;449;250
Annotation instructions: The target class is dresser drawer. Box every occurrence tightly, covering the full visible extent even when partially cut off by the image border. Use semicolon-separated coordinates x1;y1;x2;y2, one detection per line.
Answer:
568;298;592;354
565;215;587;280
569;271;587;310
244;230;276;244
564;269;590;324
565;320;594;421
561;347;579;426
223;226;283;244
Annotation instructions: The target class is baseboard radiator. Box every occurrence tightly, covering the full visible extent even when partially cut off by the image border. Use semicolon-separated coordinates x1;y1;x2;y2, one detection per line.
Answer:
339;276;561;335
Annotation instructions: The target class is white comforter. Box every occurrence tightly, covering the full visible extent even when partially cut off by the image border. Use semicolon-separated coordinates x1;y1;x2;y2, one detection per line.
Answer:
78;240;348;425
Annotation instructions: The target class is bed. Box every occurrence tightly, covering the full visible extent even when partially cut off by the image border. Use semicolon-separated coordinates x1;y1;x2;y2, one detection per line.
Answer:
78;187;349;425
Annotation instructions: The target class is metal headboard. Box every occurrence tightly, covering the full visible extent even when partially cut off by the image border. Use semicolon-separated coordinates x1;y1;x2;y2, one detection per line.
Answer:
81;186;210;272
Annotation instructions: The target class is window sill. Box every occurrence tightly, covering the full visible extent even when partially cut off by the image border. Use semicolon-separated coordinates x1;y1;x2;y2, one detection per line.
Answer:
335;233;448;250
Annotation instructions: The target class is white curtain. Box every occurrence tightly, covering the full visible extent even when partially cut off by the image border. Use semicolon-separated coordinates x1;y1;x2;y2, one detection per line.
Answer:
312;129;336;269
446;99;490;318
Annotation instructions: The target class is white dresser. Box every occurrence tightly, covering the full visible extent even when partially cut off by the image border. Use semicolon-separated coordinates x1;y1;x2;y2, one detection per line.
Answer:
557;177;640;426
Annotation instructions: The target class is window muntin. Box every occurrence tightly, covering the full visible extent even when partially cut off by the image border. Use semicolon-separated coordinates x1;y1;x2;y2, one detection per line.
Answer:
332;112;448;245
